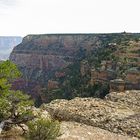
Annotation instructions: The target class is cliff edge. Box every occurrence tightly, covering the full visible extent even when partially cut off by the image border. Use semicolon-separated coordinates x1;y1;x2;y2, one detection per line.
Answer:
44;90;140;139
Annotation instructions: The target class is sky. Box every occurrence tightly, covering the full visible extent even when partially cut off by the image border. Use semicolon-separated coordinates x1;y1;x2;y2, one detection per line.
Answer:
0;0;140;36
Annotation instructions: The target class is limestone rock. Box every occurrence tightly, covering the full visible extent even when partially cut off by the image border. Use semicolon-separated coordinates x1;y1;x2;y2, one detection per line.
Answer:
57;121;138;140
45;90;140;138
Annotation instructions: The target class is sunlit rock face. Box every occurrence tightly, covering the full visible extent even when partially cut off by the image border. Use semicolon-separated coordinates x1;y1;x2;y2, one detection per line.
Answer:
57;121;138;140
0;36;22;60
9;34;101;99
10;34;100;83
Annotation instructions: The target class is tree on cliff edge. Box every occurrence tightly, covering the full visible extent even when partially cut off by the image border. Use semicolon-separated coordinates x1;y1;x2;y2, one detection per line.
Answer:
0;61;60;140
0;60;34;134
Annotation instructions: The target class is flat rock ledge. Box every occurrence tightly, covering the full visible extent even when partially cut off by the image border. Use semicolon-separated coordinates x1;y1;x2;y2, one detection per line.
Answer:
57;121;138;140
43;90;140;139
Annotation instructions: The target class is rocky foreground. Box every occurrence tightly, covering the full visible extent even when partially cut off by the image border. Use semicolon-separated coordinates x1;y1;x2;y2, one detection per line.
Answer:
42;90;140;140
57;121;138;140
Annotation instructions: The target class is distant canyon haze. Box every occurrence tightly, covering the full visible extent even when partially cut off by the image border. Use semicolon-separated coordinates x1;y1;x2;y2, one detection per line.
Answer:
0;36;22;60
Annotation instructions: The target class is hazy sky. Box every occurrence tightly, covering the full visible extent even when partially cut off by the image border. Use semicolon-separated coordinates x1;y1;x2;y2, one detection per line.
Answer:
0;0;140;36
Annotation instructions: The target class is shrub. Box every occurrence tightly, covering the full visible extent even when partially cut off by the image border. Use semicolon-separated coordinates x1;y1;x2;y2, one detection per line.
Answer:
26;118;60;140
0;61;34;134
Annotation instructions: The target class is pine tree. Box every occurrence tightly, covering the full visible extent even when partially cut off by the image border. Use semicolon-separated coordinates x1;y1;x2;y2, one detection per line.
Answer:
0;60;34;134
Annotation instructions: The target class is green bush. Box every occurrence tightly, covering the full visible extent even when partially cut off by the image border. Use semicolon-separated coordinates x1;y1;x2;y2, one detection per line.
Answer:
26;118;60;140
0;61;34;133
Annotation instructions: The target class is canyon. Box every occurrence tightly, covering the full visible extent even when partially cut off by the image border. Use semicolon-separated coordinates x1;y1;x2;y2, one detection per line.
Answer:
0;36;22;60
3;33;140;139
9;33;140;104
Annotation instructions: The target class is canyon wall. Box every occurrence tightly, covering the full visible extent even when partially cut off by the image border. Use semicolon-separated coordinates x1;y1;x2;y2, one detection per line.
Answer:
10;33;140;104
10;34;101;102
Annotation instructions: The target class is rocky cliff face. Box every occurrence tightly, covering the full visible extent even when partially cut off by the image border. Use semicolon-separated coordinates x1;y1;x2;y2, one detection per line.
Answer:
10;34;100;81
10;34;101;101
10;33;140;104
0;36;22;60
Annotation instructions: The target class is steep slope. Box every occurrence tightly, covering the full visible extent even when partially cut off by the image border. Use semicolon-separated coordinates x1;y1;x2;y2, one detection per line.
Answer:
9;33;140;104
10;34;102;102
0;36;22;60
10;34;101;82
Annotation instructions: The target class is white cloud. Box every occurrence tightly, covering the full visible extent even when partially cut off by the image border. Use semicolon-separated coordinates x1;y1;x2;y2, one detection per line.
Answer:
0;0;140;36
0;0;18;6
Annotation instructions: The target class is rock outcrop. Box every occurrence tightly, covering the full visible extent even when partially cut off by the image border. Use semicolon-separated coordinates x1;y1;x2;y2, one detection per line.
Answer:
44;90;140;139
57;121;138;140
